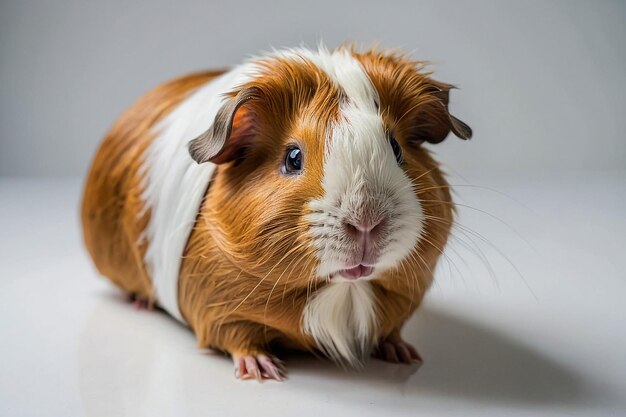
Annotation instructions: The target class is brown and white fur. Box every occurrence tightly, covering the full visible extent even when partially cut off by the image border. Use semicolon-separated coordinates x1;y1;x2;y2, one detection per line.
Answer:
81;45;471;381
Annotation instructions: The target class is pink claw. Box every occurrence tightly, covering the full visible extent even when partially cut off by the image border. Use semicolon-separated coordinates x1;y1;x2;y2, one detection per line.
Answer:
233;354;286;382
132;298;149;310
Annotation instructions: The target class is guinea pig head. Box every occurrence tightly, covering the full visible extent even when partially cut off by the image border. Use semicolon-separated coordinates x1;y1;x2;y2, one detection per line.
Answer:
188;50;471;288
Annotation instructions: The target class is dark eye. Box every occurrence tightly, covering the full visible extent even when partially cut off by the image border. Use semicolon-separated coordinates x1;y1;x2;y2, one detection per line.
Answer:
389;134;403;165
283;146;303;174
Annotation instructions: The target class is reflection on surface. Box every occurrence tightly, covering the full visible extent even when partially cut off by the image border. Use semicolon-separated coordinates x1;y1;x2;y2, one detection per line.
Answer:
79;291;597;416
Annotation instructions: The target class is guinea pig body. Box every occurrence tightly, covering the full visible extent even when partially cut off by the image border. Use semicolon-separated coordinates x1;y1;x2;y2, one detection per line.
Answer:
81;46;471;381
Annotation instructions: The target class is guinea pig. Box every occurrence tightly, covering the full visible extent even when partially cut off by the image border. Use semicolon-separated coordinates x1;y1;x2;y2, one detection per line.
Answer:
81;45;471;382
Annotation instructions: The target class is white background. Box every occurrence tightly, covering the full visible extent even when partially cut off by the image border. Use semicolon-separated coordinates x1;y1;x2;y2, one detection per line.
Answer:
1;0;625;176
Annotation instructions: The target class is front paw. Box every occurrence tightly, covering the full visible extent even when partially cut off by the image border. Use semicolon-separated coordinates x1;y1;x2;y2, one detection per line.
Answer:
373;333;422;365
232;352;286;382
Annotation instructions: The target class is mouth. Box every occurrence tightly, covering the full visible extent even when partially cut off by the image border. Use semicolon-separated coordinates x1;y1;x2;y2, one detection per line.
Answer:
337;264;374;280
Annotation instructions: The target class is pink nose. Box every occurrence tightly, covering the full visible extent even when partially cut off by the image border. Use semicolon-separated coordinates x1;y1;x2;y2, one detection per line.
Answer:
342;217;386;271
343;218;385;236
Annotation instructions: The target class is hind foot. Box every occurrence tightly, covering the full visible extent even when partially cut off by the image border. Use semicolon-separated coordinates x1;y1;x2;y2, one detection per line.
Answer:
373;331;422;364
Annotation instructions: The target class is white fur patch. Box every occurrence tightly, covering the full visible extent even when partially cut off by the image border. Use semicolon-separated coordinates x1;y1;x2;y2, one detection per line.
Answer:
299;48;424;364
141;64;256;322
305;48;423;278
302;281;378;367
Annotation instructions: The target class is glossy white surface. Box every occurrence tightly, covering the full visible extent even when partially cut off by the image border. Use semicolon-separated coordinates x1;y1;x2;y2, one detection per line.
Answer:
1;173;625;416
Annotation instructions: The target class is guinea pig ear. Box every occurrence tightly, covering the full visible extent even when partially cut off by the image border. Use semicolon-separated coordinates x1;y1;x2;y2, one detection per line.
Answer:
188;86;262;164
412;82;472;144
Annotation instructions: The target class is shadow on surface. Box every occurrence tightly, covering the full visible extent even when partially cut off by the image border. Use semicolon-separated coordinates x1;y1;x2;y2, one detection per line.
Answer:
408;307;590;404
285;306;597;407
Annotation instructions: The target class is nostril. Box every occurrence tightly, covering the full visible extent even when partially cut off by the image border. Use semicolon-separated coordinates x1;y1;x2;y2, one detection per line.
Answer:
370;218;386;235
343;221;360;237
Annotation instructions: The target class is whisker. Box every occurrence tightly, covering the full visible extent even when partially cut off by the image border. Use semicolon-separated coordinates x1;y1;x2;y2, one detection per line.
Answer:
224;239;311;319
425;214;536;299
